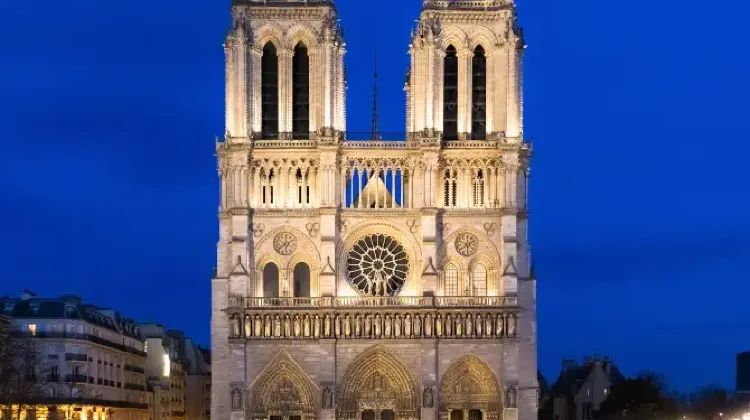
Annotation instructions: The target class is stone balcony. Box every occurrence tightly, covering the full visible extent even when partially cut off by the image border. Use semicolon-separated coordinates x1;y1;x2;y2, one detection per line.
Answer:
226;295;520;341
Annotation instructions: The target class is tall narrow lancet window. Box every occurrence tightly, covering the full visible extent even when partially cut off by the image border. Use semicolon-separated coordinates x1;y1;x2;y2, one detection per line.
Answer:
263;263;279;298
443;169;458;208
292;43;310;139
444;263;459;296
471;264;487;296
472;169;485;207
443;45;459;141
471;45;487;140
293;262;311;298
261;42;279;139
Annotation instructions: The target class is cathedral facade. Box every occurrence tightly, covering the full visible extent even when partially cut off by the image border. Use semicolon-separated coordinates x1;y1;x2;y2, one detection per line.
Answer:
212;2;536;420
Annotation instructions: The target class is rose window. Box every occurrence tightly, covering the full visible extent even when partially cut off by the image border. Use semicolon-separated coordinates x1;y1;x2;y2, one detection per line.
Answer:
346;234;408;296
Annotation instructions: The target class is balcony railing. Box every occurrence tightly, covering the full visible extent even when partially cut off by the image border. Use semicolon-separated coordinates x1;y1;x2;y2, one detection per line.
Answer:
64;374;88;384
12;331;146;357
232;295;517;309
65;353;87;362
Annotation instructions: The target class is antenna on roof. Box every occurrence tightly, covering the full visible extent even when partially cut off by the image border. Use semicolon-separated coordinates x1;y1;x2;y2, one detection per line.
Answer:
371;49;379;141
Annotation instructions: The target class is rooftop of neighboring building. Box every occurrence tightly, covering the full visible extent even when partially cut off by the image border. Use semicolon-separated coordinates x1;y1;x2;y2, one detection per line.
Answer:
0;290;141;340
550;355;626;399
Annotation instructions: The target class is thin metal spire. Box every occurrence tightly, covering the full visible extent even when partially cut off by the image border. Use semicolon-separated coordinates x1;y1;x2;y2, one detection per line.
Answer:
371;49;379;141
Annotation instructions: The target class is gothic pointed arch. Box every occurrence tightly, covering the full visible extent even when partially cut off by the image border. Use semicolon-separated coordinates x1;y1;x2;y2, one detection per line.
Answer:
292;41;310;139
261;41;280;139
439;354;502;414
248;351;317;419
337;345;419;420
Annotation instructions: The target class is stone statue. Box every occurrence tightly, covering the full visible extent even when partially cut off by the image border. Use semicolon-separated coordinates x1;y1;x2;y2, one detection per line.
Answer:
435;315;442;337
335;315;341;337
404;315;412;337
485;315;493;337
466;315;473;336
476;314;483;337
264;316;271;337
303;316;310;337
284;316;291;337
375;315;382;337
413;315;421;337
508;314;517;337
506;386;517;408
455;315;462;336
244;316;251;337
384;315;392;337
232;316;241;338
324;315;331;337
274;315;282;337
423;386;434;408
394;315;402;337
365;316;372;337
322;386;334;409
293;316;301;337
314;315;321;338
497;315;505;337
344;315;351;337
425;314;433;337
370;269;388;296
254;316;262;337
231;388;242;410
355;315;362;337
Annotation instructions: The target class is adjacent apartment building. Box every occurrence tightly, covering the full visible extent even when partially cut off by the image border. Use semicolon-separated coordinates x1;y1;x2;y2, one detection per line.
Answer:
0;292;210;420
549;356;625;420
0;291;150;420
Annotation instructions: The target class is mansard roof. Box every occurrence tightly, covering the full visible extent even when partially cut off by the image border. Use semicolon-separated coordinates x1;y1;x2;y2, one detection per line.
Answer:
0;293;142;340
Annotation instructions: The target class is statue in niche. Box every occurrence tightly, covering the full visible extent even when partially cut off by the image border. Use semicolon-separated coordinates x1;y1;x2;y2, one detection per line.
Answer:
369;269;388;296
293;315;301;337
231;316;241;338
284;316;292;337
445;315;453;336
508;315;517;337
435;315;442;337
274;315;282;337
384;315;392;337
314;315;321;338
344;315;351;337
404;315;412;337
476;314;483;337
322;386;334;409
334;315;341;337
394;315;402;337
365;316;372;337
231;388;242;410
455;315;462;336
324;314;331;337
466;315;473;336
425;314;432;337
264;316;271;337
254;316;262;337
506;386;517;408
355;315;362;337
423;386;434;408
413;315;421;337
485;315;493;337
375;315;382;336
303;316;310;337
497;314;505;337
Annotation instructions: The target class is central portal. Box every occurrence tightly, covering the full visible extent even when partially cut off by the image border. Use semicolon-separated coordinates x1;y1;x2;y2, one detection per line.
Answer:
337;346;419;420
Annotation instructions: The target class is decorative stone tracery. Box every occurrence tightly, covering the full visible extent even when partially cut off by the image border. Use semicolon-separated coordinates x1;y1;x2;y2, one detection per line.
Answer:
439;354;503;418
249;356;317;419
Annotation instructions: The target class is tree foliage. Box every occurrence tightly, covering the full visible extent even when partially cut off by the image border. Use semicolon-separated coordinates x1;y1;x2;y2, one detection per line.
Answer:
595;377;677;420
690;385;730;419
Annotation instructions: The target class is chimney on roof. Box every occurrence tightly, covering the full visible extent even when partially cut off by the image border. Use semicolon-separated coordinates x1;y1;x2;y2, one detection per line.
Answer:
20;290;36;300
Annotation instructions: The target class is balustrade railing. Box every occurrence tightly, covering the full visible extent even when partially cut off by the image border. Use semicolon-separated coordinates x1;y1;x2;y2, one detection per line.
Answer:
231;295;517;309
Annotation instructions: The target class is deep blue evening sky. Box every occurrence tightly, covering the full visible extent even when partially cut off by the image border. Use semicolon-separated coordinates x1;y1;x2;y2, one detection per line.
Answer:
1;0;748;392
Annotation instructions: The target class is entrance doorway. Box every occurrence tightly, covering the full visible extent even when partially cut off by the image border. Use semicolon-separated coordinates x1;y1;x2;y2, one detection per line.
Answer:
361;410;396;420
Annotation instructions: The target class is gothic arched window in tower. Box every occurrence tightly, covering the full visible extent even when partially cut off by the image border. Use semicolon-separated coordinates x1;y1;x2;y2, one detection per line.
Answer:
472;169;485;207
261;42;279;139
444;263;459;296
443;45;459;141
471;45;487;140
471;263;487;296
292;43;310;140
293;262;311;298
443;169;458;208
263;262;279;298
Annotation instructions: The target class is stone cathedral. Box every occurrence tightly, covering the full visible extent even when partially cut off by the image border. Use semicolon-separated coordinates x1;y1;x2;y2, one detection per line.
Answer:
211;1;536;420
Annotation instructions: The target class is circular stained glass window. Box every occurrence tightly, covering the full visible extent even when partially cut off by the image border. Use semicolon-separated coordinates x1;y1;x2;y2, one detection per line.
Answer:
346;234;409;296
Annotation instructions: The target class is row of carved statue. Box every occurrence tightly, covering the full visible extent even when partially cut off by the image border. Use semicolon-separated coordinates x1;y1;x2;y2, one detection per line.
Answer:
229;311;518;339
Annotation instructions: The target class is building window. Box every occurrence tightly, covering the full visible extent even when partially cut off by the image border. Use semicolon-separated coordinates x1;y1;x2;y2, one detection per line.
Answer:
472;169;485;207
443;45;458;141
293;262;311;298
292;43;310;139
261;42;279;139
471;45;487;140
28;324;37;336
263;263;280;298
443;169;458;208
444;264;459;296
471;264;487;296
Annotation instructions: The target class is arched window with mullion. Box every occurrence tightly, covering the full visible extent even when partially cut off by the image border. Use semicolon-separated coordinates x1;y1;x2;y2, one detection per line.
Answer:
471;45;487;140
443;45;459;141
261;42;279;139
292;43;310;140
444;263;459;296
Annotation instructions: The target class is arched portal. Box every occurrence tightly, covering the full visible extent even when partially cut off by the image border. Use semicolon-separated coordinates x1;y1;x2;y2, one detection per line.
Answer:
439;355;502;420
337;345;419;420
249;359;316;420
